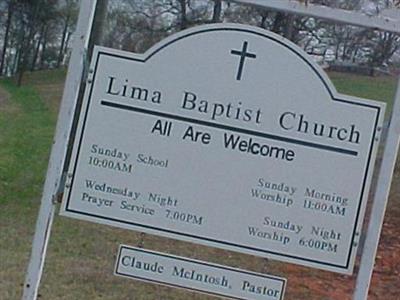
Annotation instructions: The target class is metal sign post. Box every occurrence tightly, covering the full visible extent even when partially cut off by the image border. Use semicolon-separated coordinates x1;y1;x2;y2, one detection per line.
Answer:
353;77;400;300
21;1;97;299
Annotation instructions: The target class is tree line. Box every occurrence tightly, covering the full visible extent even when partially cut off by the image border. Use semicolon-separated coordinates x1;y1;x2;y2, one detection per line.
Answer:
0;0;78;84
0;0;398;85
101;0;399;75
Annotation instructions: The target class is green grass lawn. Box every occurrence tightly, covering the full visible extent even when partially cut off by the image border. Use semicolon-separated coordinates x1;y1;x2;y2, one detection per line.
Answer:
329;71;396;115
0;79;56;299
0;70;397;299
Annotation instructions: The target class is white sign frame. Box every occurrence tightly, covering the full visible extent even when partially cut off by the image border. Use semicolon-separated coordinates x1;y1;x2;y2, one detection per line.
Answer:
22;1;400;299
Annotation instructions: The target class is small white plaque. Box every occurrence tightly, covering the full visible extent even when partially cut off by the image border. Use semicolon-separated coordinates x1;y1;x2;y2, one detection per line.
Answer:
115;245;286;300
61;24;385;273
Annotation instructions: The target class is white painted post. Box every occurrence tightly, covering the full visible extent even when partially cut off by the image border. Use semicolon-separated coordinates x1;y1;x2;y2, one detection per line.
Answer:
21;1;97;299
353;78;400;300
231;0;400;34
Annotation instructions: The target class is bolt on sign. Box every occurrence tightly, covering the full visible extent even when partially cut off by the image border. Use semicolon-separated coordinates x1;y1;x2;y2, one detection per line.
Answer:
60;24;385;274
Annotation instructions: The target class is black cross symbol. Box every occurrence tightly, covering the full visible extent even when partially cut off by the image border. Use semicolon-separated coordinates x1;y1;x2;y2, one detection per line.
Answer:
230;41;257;81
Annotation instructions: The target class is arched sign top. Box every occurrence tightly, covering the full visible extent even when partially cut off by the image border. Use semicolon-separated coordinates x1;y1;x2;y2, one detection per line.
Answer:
132;23;377;109
145;24;336;94
62;23;385;274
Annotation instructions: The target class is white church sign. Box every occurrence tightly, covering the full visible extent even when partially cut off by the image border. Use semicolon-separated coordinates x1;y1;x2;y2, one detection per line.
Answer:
61;24;385;274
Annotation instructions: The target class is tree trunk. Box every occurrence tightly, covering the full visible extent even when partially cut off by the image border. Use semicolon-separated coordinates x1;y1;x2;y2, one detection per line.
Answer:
212;0;222;23
352;47;359;63
335;40;340;61
0;1;13;76
12;47;20;75
88;0;109;59
17;1;41;86
64;31;72;57
57;15;70;68
40;26;48;69
179;0;188;30
271;12;285;34
16;34;26;86
341;41;347;61
284;15;295;41
31;24;45;71
259;11;268;29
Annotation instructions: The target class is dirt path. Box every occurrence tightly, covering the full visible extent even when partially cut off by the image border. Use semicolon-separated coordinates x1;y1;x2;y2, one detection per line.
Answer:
34;83;64;113
0;84;9;107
